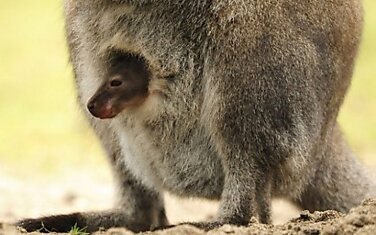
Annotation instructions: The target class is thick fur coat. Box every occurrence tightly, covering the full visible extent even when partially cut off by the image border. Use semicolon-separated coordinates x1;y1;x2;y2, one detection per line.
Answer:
17;0;375;232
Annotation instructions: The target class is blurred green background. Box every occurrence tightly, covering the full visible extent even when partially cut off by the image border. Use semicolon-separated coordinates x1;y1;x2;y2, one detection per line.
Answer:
0;0;375;180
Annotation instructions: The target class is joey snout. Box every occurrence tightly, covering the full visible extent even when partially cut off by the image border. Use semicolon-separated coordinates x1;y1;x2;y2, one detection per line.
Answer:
87;92;118;119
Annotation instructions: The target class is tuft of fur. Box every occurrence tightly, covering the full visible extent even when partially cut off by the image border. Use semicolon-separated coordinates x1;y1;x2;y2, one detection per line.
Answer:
16;0;375;233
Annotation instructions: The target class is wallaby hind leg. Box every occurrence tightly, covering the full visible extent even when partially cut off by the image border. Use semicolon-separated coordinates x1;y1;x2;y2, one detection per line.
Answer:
296;124;376;213
256;175;272;224
16;120;168;233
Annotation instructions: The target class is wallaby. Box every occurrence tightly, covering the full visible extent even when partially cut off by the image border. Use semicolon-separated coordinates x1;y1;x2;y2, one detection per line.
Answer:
87;52;150;119
17;0;375;233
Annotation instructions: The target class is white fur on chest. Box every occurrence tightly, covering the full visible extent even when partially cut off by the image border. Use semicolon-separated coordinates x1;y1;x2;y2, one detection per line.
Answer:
114;122;164;191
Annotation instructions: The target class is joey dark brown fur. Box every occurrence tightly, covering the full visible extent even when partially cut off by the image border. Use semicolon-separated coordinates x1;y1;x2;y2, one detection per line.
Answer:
87;52;150;119
17;0;376;233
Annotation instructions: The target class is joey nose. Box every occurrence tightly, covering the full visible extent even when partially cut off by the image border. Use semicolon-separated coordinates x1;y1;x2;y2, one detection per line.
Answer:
87;100;116;119
87;102;96;114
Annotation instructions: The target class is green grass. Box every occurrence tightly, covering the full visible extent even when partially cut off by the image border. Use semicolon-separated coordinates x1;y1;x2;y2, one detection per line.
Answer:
0;0;375;179
69;224;89;235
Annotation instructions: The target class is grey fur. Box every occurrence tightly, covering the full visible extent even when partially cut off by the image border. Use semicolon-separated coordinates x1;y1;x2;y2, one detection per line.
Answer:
16;0;375;233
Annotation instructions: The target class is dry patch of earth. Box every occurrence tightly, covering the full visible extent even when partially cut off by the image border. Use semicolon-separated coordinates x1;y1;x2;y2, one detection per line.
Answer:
1;173;375;235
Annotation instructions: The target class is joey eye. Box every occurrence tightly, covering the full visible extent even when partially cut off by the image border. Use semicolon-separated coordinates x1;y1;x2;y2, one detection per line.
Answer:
110;79;123;87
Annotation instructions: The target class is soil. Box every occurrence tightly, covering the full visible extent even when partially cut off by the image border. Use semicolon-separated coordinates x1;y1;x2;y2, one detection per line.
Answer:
0;181;376;235
104;199;376;235
2;199;375;235
95;199;376;235
1;172;375;235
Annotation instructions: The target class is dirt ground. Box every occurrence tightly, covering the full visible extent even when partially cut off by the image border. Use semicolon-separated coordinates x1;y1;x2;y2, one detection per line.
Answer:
1;199;375;235
1;172;375;235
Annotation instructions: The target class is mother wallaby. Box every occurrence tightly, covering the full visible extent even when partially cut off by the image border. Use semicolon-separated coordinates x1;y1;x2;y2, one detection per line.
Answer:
17;0;375;233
